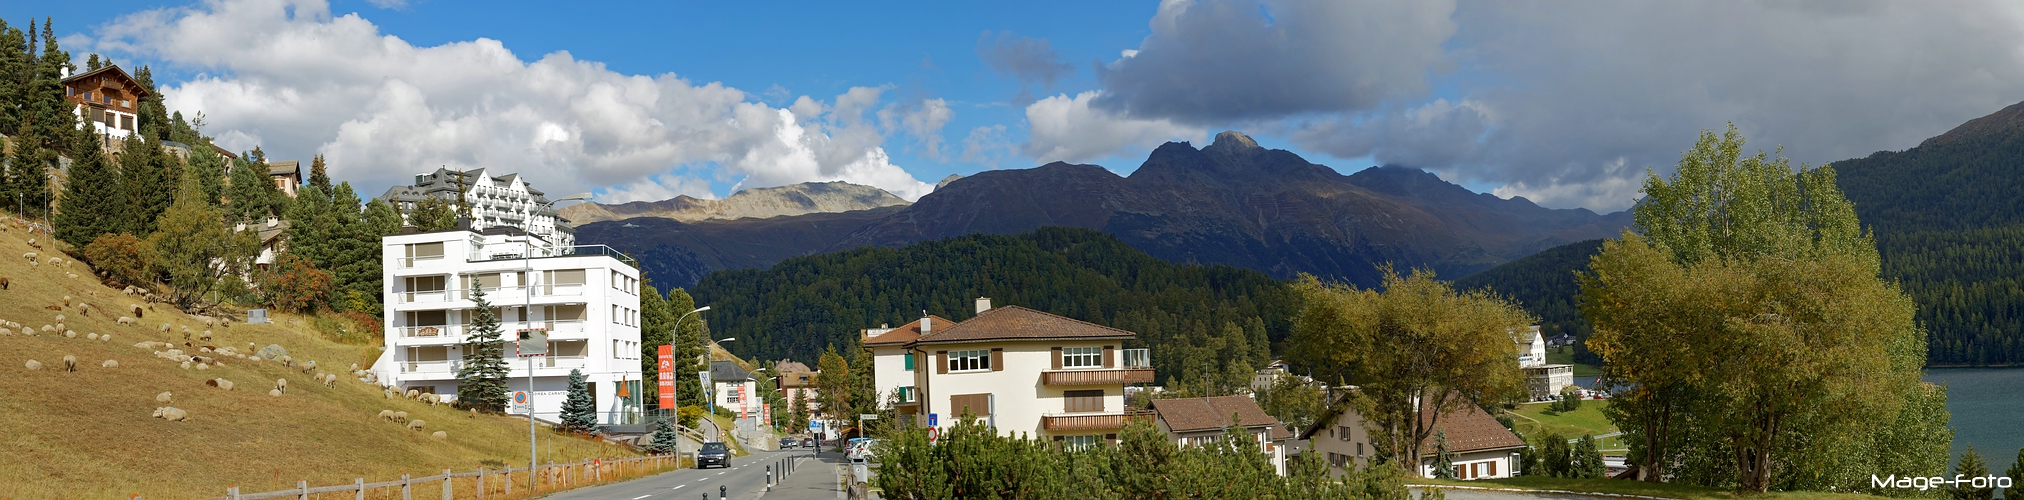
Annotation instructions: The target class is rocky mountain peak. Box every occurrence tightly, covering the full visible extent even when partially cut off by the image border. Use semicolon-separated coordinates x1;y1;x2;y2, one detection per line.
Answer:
1208;130;1261;152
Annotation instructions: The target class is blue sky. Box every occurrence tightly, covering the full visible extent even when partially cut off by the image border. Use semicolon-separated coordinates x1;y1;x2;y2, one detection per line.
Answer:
15;1;2024;211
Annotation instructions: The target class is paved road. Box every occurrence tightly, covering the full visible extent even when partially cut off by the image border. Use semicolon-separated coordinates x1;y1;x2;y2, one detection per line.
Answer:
1413;487;1663;500
544;448;820;500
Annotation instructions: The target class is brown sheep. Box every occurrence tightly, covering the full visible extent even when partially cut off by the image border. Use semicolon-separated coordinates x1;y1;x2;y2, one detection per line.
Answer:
0;276;9;289
130;304;144;318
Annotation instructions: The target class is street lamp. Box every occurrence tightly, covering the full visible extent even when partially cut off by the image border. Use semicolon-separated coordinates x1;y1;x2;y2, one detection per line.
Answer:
671;306;709;419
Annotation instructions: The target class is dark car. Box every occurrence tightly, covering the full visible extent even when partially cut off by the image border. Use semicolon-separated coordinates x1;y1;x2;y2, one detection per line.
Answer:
697;442;730;469
780;437;799;448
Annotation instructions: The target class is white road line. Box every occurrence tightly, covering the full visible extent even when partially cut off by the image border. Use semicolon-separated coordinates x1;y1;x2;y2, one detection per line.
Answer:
696;477;710;483
673;484;686;490
633;495;652;499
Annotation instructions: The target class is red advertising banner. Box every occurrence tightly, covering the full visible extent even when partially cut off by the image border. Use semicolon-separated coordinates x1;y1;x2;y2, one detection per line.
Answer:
656;345;675;410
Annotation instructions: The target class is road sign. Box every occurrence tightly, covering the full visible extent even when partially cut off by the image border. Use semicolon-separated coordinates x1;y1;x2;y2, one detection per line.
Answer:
927;413;938;426
515;330;548;357
656;345;675;410
859;413;879;421
927;427;939;443
811;421;824;432
512;391;530;411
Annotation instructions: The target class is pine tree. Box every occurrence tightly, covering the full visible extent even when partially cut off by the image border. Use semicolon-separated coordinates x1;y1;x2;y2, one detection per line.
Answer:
117;134;174;234
639;278;675;407
0;20;30;135
327;183;381;311
1543;432;1571;478
55;135;122;250
184;142;226;206
1953;447;1992;500
667;287;710;407
1575;434;1605;479
2004;446;2023;500
85;53;100;71
1431;431;1457;479
455;282;511;413
225;154;275;224
647;416;680;454
406;195;456;231
283;184;335;269
559;368;598;433
132;65;171;141
308;154;330;191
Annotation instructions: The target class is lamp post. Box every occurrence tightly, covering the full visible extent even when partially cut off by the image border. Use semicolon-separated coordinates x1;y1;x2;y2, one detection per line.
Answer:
671;306;709;419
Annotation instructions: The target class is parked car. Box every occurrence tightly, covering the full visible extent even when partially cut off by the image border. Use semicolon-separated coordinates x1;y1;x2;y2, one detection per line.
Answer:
802;437;815;448
697;442;730;469
780;437;799;448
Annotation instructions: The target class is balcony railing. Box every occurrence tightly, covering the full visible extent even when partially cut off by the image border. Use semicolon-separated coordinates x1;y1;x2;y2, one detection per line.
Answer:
1042;368;1155;386
398;255;446;268
402;360;459;374
395;289;454;304
468;244;637;268
395;325;461;339
1041;410;1152;431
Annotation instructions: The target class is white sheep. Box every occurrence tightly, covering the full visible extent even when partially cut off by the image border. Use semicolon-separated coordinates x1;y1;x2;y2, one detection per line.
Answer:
61;355;77;372
117;316;137;326
129;304;144;318
0;327;12;336
77;303;92;316
431;431;447;441
199;330;212;341
54;322;64;332
101;359;118;368
152;407;189;421
207;378;235;390
63;330;75;338
406;419;426;431
179;361;191;369
159;323;170;333
156;391;173;403
275;378;288;393
379;409;396;421
23;251;36;265
99;334;110;342
300;360;317;374
47;256;60;267
405;389;420;399
321;373;336;387
24;359;41;370
39;324;53;334
268;388;283;397
87;333;99;341
393;411;409;423
194;363;209;371
55;313;65;322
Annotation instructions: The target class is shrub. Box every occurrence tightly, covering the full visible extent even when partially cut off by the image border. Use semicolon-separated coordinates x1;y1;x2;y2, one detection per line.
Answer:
676;405;704;429
261;254;331;313
84;233;149;289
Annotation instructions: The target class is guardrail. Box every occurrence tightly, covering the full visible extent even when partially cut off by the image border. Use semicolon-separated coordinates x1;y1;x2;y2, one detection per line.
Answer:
208;454;689;500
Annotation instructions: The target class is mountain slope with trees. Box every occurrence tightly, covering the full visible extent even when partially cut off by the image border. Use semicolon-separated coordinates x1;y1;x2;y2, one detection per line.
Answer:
689;227;1296;391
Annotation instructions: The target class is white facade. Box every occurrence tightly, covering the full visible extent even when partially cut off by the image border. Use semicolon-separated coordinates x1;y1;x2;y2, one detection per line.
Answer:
382;168;575;247
1516;326;1575;401
371;227;643;425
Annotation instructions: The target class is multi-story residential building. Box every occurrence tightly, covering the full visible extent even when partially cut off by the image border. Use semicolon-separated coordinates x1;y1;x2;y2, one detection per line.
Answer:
773;360;818;413
268;160;302;198
1301;393;1528;480
1150;395;1293;475
60;65;146;140
863;298;1154;445
1517;326;1575;401
381;167;575;247
370;225;643;425
710;360;758;417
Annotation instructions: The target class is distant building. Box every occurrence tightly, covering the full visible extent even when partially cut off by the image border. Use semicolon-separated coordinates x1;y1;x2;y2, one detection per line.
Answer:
1517;326;1575;401
710;360;758;417
1300;392;1528;480
381;167;574;246
268;160;302;198
60;65;147;141
773;360;819;413
1151;395;1293;475
371;224;643;426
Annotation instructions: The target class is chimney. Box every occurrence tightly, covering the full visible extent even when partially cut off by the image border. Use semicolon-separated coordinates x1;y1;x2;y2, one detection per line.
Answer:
975;297;992;315
921;313;931;334
60;66;70;78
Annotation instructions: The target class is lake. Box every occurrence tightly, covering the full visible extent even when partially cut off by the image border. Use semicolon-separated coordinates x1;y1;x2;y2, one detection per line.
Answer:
1925;367;2024;479
1574;370;2019;477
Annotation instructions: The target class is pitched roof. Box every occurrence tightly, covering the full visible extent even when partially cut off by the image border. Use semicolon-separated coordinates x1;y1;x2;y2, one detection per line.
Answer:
269;160;301;177
913;306;1135;345
709;360;753;382
863;316;955;347
1419;402;1527;455
773;360;813;373
1151;395;1291;439
60;65;150;96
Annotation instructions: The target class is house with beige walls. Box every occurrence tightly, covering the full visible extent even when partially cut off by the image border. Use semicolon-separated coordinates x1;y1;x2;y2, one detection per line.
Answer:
864;298;1154;446
1300;392;1528;479
1151;395;1293;475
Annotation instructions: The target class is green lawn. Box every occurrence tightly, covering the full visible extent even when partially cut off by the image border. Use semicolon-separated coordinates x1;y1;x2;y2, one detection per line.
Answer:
1413;476;1893;500
1546;347;1603;376
1505;400;1619;448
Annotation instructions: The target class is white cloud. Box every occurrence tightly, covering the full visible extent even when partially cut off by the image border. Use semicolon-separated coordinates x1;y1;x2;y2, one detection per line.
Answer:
365;0;407;9
879;98;955;160
600;174;717;204
958;124;1014;169
1023;91;1202;164
86;0;937;203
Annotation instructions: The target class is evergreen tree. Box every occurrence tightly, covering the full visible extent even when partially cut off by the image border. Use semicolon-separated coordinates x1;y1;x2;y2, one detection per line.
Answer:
559;368;598;433
362;197;402;236
1953;447;1991;500
147;172;257;309
0;20;29;134
1431;431;1457;479
184;142;226;206
455;281;511;413
2004;446;2023;500
85;53;100;71
406;195;456;230
55;135;122;250
327;183;382;312
1543;432;1571;478
815;345;852;442
646;416;680;454
1519;442;1541;477
117;134;174;234
132;65;170;141
225;154;276;224
307;154;330;191
1575;434;1605;479
639;278;675;407
666;287;710;407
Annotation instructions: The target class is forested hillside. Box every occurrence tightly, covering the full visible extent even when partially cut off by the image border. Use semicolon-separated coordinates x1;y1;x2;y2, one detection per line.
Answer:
1833;103;2024;365
689;227;1297;391
1451;239;1604;366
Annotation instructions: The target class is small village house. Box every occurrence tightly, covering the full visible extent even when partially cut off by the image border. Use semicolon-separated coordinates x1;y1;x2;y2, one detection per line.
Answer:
1151;395;1294;475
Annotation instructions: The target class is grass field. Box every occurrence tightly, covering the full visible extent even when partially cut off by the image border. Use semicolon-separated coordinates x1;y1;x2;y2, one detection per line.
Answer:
0;220;649;499
1545;347;1602;376
1413;476;1894;500
1504;400;1622;449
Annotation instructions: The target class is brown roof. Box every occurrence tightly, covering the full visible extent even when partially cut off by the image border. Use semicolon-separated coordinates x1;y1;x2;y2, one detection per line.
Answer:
60;65;150;97
1152;395;1289;439
1419;403;1527;455
862;316;954;347
912;306;1134;345
773;360;813;373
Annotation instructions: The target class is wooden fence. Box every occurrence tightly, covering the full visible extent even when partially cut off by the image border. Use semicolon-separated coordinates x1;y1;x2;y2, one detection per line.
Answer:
205;454;689;500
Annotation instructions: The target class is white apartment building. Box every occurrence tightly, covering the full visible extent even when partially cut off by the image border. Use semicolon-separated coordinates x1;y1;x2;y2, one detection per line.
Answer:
1517;326;1575;401
863;298;1154;445
381;168;575;247
371;225;643;425
709;360;759;417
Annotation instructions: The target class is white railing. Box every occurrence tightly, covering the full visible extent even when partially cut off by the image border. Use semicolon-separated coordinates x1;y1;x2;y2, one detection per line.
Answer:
398;255;445;268
396;289;453;304
536;283;584;297
395;325;461;339
402;360;459;374
535;356;587;369
534;320;588;336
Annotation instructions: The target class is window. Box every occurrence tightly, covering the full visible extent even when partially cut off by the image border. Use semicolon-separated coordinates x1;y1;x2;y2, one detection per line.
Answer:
1062;435;1100;451
949;349;990;372
1062;346;1101;368
405;275;447;292
1357;442;1364;456
1063;390;1104;413
1339;426;1352;441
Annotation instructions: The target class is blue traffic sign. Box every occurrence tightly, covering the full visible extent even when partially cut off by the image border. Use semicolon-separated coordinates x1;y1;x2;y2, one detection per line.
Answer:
928;413;938;426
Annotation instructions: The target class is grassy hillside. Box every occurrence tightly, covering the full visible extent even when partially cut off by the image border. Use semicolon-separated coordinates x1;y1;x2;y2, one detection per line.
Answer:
0;220;644;499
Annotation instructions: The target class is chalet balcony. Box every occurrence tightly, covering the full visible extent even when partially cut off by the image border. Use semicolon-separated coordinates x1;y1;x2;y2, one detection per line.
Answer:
1041;410;1152;431
1041;368;1154;386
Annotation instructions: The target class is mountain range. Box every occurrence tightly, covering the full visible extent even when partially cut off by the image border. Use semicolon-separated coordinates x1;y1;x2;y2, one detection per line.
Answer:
576;131;1630;289
561;181;908;224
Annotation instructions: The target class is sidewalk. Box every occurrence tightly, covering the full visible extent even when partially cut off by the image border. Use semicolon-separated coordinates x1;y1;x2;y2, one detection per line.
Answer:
759;454;879;500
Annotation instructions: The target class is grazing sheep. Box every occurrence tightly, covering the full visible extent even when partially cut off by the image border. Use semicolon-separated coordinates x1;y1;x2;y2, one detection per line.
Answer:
379;409;396;421
117;316;137;326
206;378;235;390
129;304;143;318
275;378;288;393
0;327;11;336
23;251;36;264
431;431;447;441
87;333;98;341
194;363;209;371
77;303;91;316
23;359;41;370
101;359;117;368
425;393;442;406
26;238;37;249
152;407;189;421
61;355;77;372
405;389;420;399
60;297;69;308
199;330;211;341
1;276;9;289
393;411;409;423
156;391;173;403
406;419;426;431
281;355;293;367
99;334;110;342
63;330;75;338
322;374;336;387
64;272;77;279
300;360;316;374
47;256;60;267
350;363;360;372
39;324;53;334
268;389;283;397
159;323;170;333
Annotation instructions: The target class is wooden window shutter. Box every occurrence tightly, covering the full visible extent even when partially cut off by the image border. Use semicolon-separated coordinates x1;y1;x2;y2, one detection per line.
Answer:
936;351;948;374
1105;433;1118;446
1051;347;1063;370
990;348;1004;371
1103;345;1115;368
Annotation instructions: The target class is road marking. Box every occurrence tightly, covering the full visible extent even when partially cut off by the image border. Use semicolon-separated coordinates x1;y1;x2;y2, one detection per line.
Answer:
633;495;652;499
673;484;685;490
696;477;710;483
